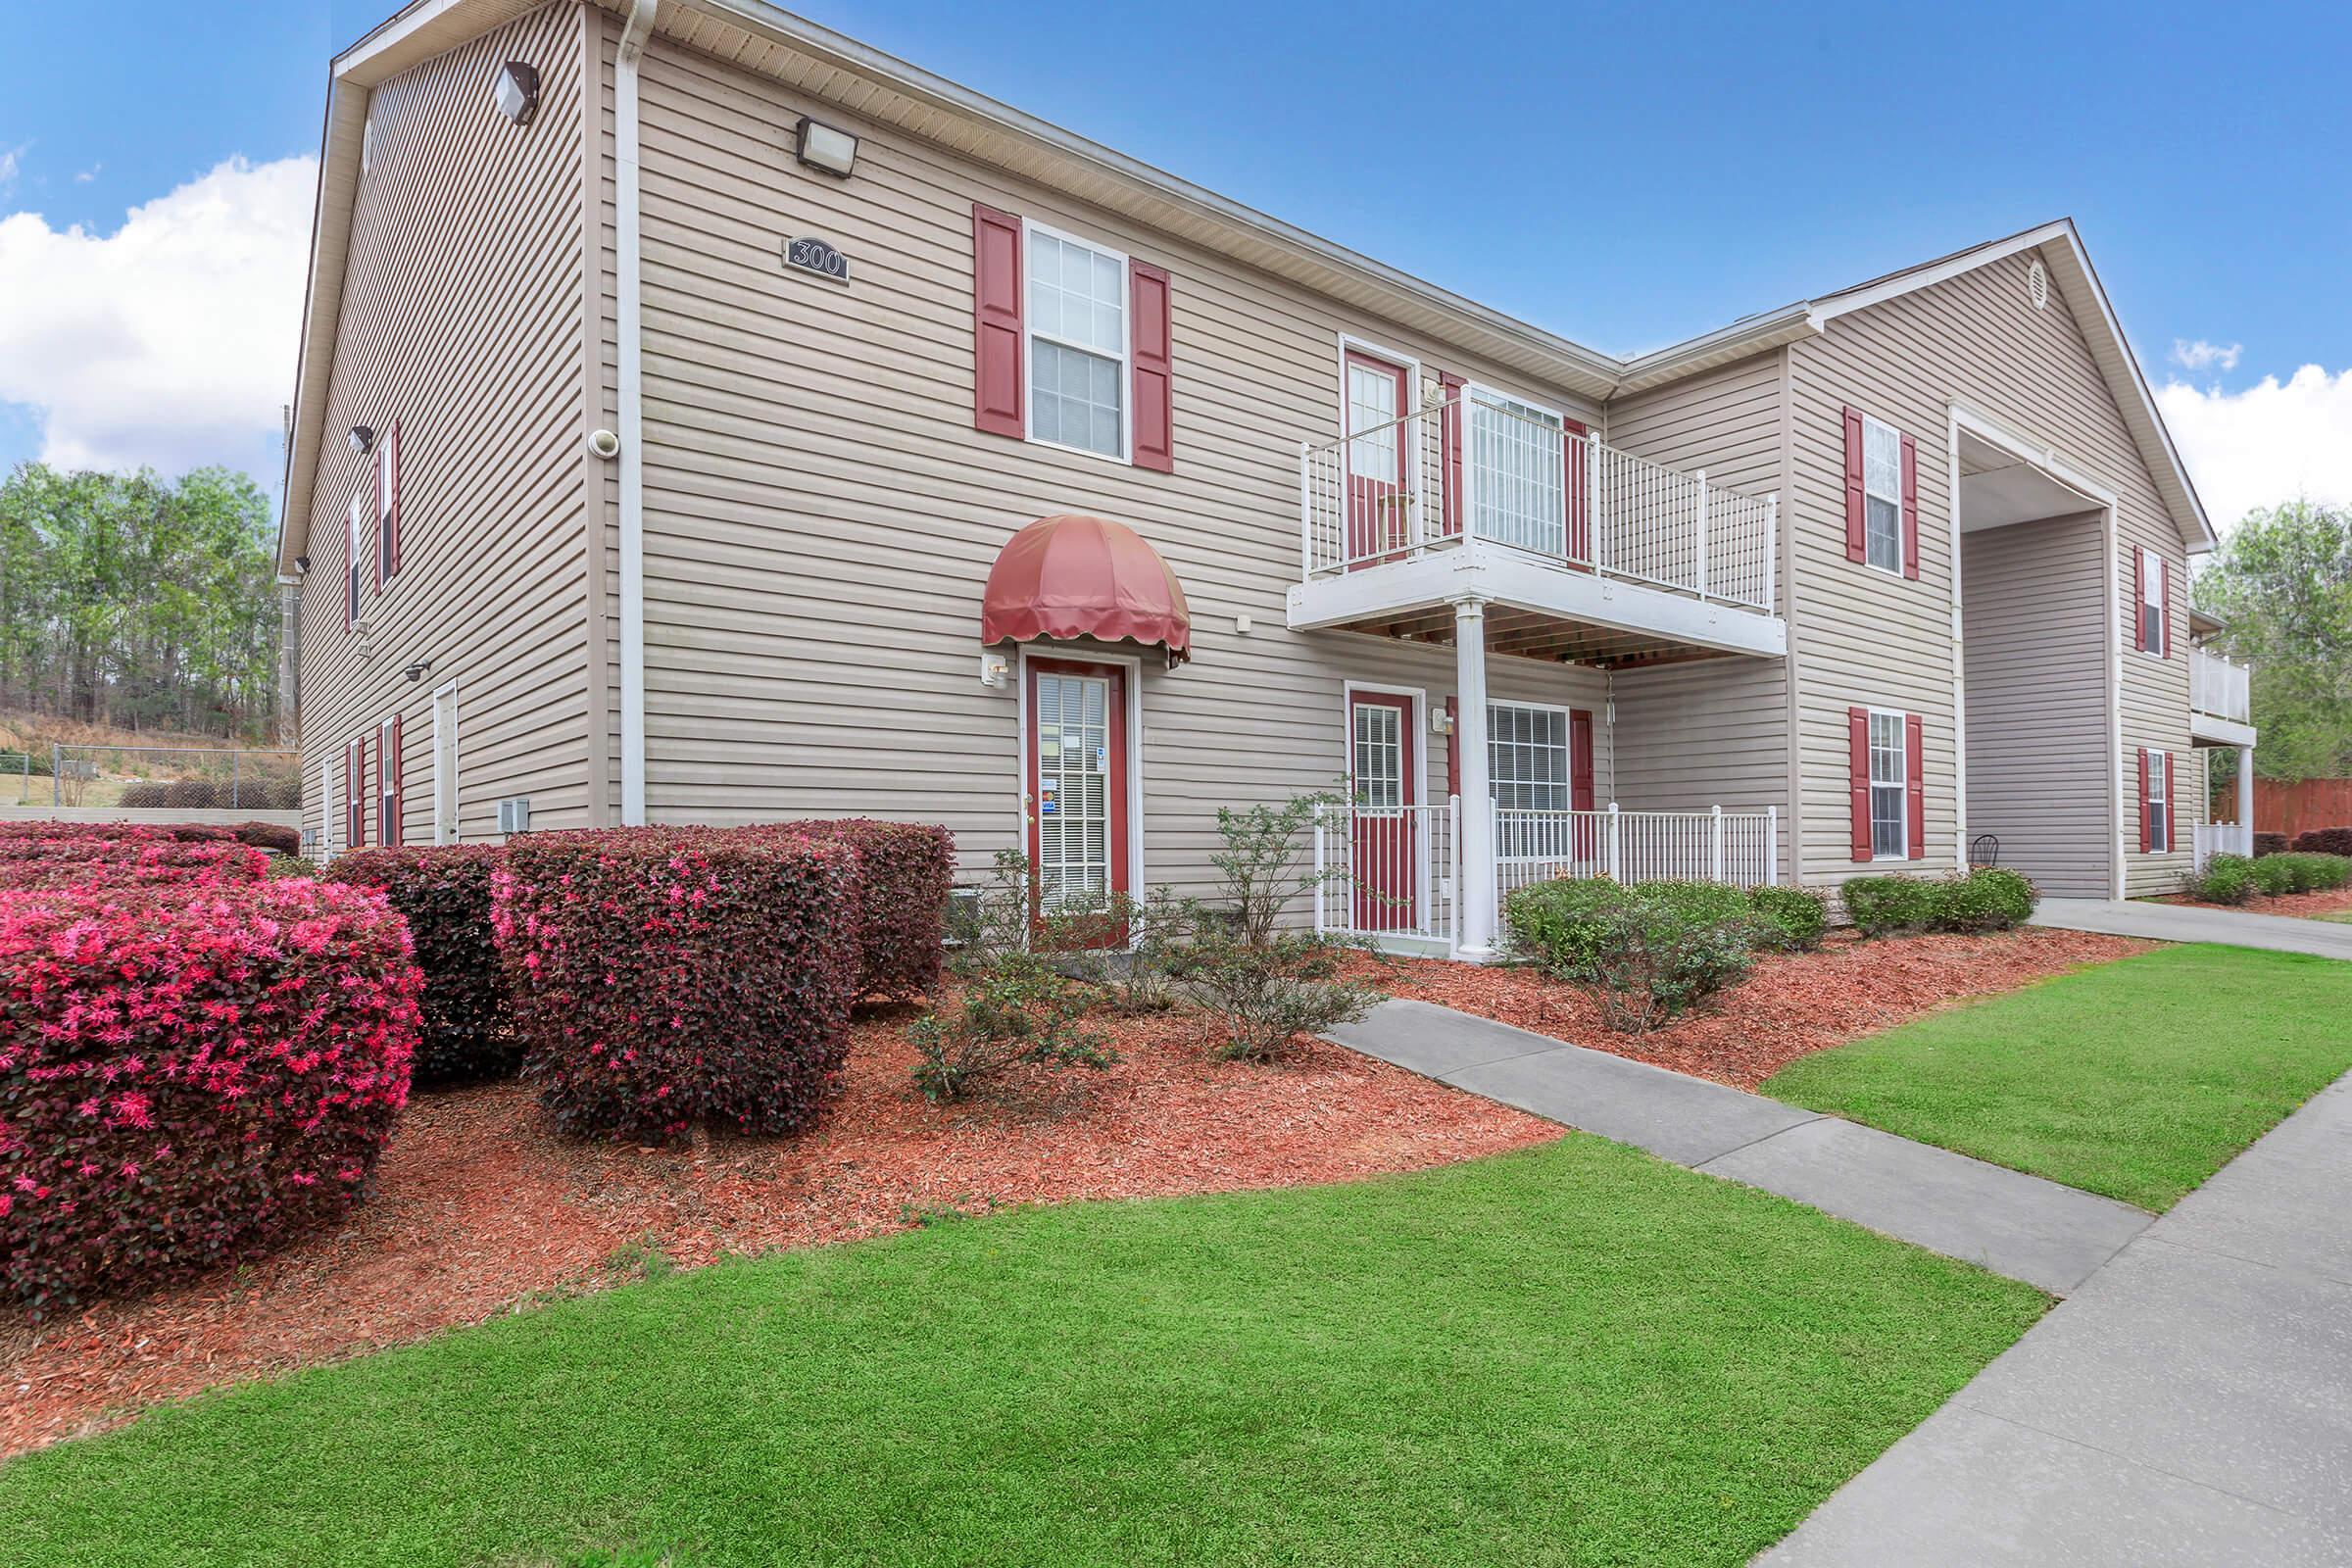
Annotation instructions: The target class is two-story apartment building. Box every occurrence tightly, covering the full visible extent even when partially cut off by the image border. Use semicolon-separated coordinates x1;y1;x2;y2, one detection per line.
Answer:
278;0;2250;954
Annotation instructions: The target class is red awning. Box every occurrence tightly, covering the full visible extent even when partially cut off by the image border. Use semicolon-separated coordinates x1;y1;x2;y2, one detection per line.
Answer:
980;514;1192;665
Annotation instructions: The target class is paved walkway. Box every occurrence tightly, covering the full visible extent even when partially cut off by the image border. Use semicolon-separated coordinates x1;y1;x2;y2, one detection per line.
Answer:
1327;999;2150;1295
1762;1070;2352;1565
2033;896;2352;959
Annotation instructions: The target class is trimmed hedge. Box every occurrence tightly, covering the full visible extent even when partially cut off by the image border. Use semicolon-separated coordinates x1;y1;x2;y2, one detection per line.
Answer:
114;778;302;811
2291;826;2352;858
230;820;302;856
1504;876;1832;965
1842;868;2039;937
0;879;419;1315
747;819;956;1001
491;829;860;1144
328;846;516;1084
1747;884;1830;951
0;836;270;889
2192;853;2259;906
0;820;230;843
2251;852;2352;897
2253;832;2290;858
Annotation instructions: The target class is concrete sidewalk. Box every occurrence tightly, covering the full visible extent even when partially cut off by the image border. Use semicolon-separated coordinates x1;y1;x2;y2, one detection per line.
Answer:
2032;896;2352;959
1761;1070;2352;1565
1327;999;2151;1295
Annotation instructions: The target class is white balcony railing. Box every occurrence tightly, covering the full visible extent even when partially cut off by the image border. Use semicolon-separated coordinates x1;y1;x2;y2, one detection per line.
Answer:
1300;389;1779;612
2194;820;2253;871
1495;805;1781;900
2191;648;2252;724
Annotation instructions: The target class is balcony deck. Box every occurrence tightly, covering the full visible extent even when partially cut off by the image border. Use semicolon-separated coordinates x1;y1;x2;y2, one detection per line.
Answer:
2189;647;2256;748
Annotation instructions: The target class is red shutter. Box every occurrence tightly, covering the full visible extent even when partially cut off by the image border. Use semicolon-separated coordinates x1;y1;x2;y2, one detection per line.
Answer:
1899;433;1920;580
1570;710;1595;811
2132;549;2146;653
971;204;1024;438
2167;749;2179;854
1564;417;1591;568
1439;370;1465;539
2137;748;2152;854
2159;559;2172;658
1905;712;1926;859
1129;259;1173;472
1848;707;1873;860
1444;696;1459;797
1842;407;1867;563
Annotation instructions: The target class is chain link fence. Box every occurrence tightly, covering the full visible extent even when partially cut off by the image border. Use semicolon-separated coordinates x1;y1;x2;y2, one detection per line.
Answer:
42;745;303;811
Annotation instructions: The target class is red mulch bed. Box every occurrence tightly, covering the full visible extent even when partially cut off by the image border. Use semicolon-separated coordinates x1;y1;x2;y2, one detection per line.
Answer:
1349;927;2152;1091
0;1007;1551;1460
2162;887;2352;919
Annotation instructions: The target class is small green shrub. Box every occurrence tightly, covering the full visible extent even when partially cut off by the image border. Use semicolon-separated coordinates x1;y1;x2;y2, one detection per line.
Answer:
1566;890;1757;1034
1843;869;2036;937
907;955;1112;1102
2251;852;2352;895
1841;875;1943;937
2193;854;2258;906
1500;876;1625;972
1746;885;1829;951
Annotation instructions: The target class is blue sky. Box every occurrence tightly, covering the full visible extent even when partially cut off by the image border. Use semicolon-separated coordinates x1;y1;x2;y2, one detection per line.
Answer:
3;0;2347;527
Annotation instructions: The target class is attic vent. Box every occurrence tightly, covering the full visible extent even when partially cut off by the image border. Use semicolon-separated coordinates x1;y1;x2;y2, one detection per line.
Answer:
2028;259;2049;310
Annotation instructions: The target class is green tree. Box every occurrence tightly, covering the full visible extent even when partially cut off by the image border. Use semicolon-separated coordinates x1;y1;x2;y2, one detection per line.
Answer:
2193;500;2352;782
0;462;279;738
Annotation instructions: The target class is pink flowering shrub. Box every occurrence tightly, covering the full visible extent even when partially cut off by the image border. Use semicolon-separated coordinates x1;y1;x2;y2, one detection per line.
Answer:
0;835;271;890
743;819;956;1001
0;879;420;1315
327;846;517;1084
491;829;859;1145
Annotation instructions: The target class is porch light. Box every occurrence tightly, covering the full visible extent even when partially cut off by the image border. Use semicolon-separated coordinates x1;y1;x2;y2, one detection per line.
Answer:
495;62;541;126
794;116;858;178
349;425;374;456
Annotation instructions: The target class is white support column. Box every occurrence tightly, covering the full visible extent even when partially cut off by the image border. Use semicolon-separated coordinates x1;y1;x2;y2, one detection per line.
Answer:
2237;745;2255;849
1453;598;1496;956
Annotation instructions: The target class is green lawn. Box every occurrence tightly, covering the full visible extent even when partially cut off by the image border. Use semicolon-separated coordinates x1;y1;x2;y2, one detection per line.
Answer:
1766;944;2352;1211
0;1137;2042;1568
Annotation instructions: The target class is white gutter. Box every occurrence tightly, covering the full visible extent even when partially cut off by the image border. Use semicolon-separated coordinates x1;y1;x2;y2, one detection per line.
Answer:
616;0;657;826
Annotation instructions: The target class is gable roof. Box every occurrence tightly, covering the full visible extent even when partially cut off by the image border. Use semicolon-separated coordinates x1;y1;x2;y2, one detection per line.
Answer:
279;5;2214;565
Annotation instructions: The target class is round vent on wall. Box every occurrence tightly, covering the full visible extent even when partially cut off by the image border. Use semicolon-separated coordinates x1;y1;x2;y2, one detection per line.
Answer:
2028;258;2049;310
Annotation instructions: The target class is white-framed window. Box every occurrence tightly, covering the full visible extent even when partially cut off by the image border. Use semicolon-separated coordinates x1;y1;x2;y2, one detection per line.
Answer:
377;717;399;847
1869;709;1908;858
346;486;367;627
1467;386;1567;557
1025;221;1128;461
1488;702;1573;812
2139;547;2166;656
376;428;398;583
2147;749;2171;853
1862;414;1904;573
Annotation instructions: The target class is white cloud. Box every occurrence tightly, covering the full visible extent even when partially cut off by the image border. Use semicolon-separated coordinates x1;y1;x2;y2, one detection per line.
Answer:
2171;338;2242;372
0;144;25;190
0;155;315;482
2158;365;2352;534
73;164;100;184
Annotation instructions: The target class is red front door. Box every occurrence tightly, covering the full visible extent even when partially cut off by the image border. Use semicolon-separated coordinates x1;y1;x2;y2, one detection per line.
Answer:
1343;350;1411;567
1348;690;1418;930
1027;659;1130;946
1570;708;1597;864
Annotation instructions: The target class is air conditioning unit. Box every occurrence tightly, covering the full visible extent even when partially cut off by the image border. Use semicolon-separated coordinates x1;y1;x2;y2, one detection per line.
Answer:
497;797;531;835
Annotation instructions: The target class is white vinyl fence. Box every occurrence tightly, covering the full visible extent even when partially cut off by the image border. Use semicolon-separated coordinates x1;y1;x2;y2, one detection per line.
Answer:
1494;805;1780;899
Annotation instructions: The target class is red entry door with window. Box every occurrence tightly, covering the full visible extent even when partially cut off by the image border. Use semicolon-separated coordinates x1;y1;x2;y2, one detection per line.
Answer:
1027;658;1130;947
1348;690;1418;930
1570;708;1597;862
1343;350;1411;567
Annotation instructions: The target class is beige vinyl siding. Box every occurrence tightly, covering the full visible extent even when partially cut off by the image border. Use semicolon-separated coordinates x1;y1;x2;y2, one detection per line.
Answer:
1602;349;1795;875
1961;513;2111;896
297;1;592;850
1785;247;2196;894
629;33;1611;893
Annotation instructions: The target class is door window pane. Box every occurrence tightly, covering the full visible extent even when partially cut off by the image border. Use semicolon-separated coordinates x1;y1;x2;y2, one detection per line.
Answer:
1037;672;1112;911
1352;703;1402;809
1469;392;1565;556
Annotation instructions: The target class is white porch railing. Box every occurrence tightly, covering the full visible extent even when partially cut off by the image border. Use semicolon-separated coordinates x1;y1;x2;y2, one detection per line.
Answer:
1312;798;1459;948
1494;804;1781;899
2190;647;2251;723
2193;819;2253;871
1299;390;1779;612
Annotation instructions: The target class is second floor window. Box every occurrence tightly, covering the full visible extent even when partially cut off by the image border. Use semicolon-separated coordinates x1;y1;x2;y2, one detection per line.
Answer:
1869;710;1908;858
1027;225;1127;459
1862;415;1903;572
345;487;367;627
2139;548;2166;655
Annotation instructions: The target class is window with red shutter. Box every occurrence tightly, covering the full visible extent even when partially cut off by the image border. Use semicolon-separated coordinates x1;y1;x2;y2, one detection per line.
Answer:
1854;413;1906;573
1899;433;1920;581
376;419;400;582
378;716;402;848
346;736;367;849
2137;748;2153;854
1564;417;1592;569
1905;712;1926;859
345;488;366;629
1842;408;1867;563
1129;259;1173;472
1848;707;1874;859
970;204;1023;438
2159;559;2172;658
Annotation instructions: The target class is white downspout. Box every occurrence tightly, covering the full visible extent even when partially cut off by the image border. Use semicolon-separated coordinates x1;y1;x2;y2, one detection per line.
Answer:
616;0;657;825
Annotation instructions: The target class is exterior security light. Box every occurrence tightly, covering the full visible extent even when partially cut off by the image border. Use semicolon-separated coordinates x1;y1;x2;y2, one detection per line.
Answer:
294;555;312;575
794;116;858;178
403;658;433;683
349;425;374;455
496;62;541;126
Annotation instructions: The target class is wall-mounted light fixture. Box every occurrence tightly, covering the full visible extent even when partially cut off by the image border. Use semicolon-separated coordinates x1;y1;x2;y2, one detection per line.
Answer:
978;652;1009;689
403;658;434;684
293;555;312;575
349;425;374;455
794;116;858;178
495;61;541;126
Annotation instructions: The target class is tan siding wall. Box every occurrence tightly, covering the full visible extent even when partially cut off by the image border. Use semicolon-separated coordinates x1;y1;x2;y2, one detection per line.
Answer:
1961;513;2111;896
1601;351;1795;876
630;35;1613;892
297;2;592;850
1786;249;2195;894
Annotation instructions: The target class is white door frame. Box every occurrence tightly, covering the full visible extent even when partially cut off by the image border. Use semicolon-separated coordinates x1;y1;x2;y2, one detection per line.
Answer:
1014;644;1147;916
431;680;460;845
